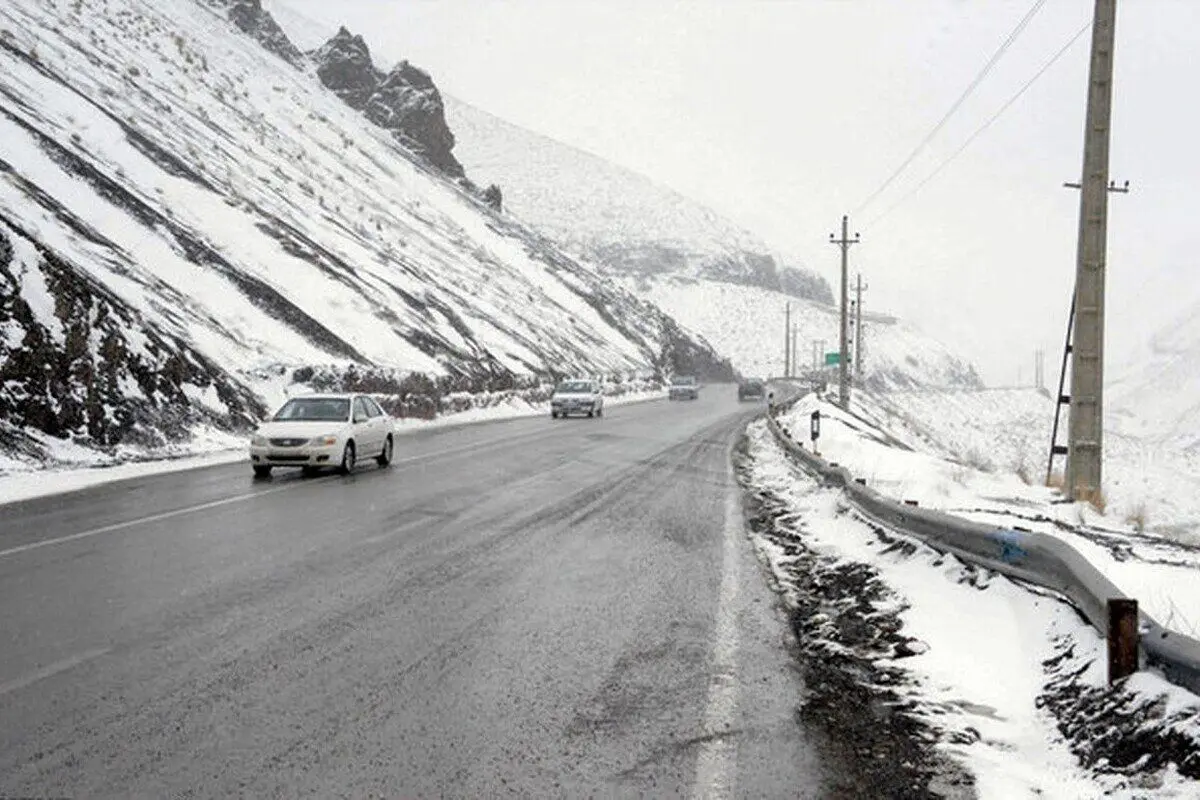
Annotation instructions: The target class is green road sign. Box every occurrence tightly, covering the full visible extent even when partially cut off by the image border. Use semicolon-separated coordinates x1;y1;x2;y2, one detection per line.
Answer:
824;352;840;366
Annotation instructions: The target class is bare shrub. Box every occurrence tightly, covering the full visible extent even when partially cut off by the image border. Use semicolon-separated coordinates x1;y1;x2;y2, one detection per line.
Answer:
1124;501;1149;533
1012;452;1033;485
961;447;994;473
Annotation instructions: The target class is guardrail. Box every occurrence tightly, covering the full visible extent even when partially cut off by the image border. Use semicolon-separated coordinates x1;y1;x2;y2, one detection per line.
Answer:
764;401;1200;696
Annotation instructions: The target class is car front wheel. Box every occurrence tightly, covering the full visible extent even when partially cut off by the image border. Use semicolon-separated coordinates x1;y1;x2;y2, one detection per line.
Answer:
376;435;393;467
253;465;272;478
339;441;356;475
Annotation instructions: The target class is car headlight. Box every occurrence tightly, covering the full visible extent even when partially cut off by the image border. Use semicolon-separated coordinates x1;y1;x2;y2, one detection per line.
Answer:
310;435;339;446
251;434;267;446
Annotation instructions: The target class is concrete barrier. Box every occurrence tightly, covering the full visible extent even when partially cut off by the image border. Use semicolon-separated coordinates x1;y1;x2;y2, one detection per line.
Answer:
764;405;1200;695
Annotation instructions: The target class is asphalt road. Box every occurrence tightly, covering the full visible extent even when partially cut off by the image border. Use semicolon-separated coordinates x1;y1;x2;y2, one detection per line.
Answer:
0;387;826;798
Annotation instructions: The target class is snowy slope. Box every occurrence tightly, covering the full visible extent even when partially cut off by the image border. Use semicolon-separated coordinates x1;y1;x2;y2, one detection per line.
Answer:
444;96;832;304
1109;299;1200;453
635;277;983;389
776;388;1200;630
875;386;1200;544
744;420;1200;797
0;0;731;465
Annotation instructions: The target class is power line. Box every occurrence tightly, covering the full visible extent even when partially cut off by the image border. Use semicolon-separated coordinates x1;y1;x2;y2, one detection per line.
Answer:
863;19;1091;232
852;0;1049;217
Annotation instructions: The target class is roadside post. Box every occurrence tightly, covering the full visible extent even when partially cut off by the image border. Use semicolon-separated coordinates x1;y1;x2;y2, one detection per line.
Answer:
810;410;821;456
1107;598;1139;684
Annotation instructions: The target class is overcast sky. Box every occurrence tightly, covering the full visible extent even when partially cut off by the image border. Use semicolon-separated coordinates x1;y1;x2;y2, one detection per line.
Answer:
270;0;1200;386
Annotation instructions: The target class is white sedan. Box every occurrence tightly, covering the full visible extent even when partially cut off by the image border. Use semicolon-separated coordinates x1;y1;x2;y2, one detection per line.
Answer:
249;393;395;478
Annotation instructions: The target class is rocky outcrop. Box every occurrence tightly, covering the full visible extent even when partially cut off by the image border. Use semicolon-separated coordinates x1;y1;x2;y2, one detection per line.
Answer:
312;27;380;111
596;241;833;305
207;0;304;67
781;265;834;305
313;28;464;178
365;62;461;177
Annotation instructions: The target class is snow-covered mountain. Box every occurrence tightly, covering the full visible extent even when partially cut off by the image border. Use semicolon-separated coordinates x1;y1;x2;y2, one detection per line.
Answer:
443;96;980;390
0;0;732;465
634;277;982;389
444;97;833;305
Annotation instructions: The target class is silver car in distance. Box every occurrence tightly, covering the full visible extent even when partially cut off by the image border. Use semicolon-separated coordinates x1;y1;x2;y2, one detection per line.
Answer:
550;379;605;419
249;393;395;477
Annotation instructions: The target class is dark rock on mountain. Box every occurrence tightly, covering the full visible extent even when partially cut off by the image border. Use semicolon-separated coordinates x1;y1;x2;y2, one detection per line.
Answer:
365;61;463;177
656;315;736;382
313;28;464;178
0;218;265;457
312;27;381;111
596;241;833;304
781;265;834;305
207;0;304;67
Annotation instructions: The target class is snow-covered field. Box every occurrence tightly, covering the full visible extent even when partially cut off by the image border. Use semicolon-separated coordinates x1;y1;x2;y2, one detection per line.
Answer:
742;404;1200;796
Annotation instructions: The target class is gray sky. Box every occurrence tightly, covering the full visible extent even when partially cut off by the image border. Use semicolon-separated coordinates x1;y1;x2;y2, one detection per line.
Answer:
271;0;1200;386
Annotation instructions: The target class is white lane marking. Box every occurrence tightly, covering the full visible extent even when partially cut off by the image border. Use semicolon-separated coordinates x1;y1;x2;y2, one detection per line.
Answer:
0;647;111;697
692;487;742;799
0;427;567;562
0;481;314;561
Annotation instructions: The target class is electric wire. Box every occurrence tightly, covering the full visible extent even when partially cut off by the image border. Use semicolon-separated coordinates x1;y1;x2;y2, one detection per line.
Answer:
862;19;1091;232
852;0;1050;217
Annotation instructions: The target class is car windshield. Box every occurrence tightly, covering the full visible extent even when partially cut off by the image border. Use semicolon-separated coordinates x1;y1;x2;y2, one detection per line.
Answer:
272;397;351;422
672;376;697;386
556;381;593;393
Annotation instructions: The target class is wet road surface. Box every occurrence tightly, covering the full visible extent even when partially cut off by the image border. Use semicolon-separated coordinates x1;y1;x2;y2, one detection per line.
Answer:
0;388;826;797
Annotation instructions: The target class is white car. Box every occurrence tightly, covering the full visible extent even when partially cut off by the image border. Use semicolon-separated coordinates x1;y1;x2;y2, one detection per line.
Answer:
249;393;395;477
550;379;604;419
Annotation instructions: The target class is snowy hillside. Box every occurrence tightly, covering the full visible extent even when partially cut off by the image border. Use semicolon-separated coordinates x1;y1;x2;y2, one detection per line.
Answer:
444;97;832;304
1108;299;1200;453
635;277;983;390
869;386;1200;545
0;0;732;465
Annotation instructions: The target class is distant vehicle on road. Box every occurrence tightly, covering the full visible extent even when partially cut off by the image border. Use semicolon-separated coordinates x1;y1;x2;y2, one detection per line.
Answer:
249;393;394;477
551;379;604;418
738;378;766;401
668;375;700;401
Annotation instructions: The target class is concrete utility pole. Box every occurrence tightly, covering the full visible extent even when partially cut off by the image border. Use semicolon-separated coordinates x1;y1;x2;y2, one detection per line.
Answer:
783;302;791;378
829;216;860;410
791;326;800;378
1066;0;1118;502
854;273;868;379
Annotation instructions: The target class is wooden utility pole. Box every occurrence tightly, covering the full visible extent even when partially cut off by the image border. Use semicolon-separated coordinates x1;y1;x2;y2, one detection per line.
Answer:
1066;0;1118;502
829;216;860;411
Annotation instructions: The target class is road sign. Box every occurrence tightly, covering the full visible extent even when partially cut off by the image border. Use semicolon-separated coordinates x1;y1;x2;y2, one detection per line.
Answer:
824;352;840;366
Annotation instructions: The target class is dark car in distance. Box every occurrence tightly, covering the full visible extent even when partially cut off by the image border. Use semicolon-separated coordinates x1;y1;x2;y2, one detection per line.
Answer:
738;378;766;401
668;375;700;401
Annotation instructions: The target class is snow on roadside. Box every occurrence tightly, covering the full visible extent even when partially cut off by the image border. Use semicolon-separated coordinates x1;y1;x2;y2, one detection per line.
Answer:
776;390;1200;640
0;390;666;506
741;420;1199;797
